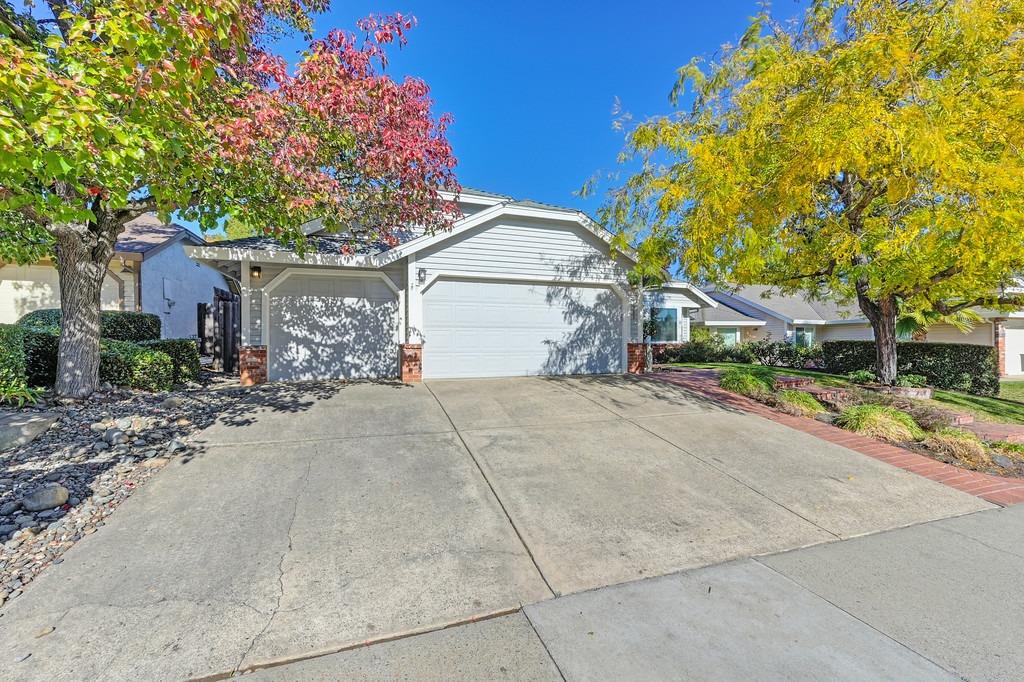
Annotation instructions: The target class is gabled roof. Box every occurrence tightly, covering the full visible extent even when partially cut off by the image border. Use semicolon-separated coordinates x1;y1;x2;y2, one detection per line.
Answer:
693;301;765;326
116;214;204;258
707;284;864;324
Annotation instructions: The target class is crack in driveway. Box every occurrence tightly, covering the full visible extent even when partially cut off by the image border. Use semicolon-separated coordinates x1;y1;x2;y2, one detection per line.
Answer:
232;448;318;674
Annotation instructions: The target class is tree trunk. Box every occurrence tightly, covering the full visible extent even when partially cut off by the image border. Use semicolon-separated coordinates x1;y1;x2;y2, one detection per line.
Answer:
861;295;899;385
53;224;116;398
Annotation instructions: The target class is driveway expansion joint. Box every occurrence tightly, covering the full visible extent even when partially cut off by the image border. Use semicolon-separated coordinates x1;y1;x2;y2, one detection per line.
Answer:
423;382;558;599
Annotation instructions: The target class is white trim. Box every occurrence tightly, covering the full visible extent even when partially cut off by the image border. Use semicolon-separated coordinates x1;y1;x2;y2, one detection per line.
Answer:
657;281;718;308
699;320;766;327
260;267;402;358
439;189;510;206
822;317;870;325
240;259;251;346
418;270;631;373
791;318;828;325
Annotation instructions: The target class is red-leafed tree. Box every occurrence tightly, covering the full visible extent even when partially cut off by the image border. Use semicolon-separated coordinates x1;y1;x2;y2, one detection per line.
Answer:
0;1;458;397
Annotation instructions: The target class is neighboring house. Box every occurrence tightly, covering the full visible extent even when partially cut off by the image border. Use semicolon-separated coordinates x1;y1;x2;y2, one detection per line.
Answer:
699;284;1024;376
186;188;714;383
0;214;227;338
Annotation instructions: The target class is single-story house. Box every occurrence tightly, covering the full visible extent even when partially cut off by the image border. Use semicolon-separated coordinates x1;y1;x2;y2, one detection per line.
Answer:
698;285;1024;376
185;188;714;384
0;215;227;338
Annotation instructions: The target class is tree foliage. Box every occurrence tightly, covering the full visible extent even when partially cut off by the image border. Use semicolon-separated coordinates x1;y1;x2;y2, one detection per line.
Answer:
603;0;1024;381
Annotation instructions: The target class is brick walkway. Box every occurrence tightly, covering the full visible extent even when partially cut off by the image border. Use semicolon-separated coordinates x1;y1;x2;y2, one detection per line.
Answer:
650;368;1024;507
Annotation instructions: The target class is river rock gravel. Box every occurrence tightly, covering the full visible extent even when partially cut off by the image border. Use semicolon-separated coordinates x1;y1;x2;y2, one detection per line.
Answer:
0;378;253;609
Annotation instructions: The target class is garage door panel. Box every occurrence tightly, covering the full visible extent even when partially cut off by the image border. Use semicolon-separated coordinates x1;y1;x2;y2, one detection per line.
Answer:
269;275;397;382
423;279;622;379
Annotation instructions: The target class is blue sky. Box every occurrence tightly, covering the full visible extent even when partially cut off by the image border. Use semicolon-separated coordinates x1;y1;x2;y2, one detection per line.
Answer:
264;1;806;216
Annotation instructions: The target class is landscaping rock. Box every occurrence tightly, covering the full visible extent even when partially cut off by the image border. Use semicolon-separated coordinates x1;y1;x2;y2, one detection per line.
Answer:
21;485;69;512
992;454;1014;469
0;413;60;452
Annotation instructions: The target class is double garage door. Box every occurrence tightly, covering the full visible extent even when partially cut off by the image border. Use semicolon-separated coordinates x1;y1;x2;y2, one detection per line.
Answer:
268;274;624;381
421;279;624;379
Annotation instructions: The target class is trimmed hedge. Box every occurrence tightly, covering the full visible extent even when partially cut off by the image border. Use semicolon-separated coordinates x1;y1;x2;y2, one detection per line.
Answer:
822;340;999;396
0;324;27;384
23;326;60;387
100;340;174;392
141;339;200;384
18;309;161;342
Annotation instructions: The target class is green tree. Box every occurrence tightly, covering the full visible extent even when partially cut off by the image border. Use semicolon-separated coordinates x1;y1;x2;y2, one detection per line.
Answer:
603;0;1024;384
0;2;458;397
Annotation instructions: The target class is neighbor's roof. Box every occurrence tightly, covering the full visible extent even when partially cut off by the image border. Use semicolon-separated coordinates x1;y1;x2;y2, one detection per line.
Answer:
708;284;864;324
116;214;204;255
692;301;765;325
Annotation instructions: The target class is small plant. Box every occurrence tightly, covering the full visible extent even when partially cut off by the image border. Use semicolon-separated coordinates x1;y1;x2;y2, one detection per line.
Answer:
0;378;42;406
846;369;876;384
835;404;925;442
774;389;826;416
719;367;774;398
924;428;989;466
894;373;928;388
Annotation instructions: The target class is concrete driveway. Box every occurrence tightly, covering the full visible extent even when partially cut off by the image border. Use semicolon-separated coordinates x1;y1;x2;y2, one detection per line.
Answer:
0;376;991;680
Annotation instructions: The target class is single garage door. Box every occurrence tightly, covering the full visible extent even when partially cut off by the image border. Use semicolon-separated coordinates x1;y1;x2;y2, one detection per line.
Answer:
422;278;623;379
1005;320;1024;376
268;274;398;382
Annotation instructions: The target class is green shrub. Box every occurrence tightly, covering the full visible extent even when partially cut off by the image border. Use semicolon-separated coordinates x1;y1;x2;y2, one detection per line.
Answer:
100;340;173;392
22;326;59;387
847;369;876;384
822;340;998;396
775;389;826;416
0;324;39;405
835;404;925;442
18;309;161;342
719;367;774;398
895;373;928;388
0;324;27;384
141;339;200;384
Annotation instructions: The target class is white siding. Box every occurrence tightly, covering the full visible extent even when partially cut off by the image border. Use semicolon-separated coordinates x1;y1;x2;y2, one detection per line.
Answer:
0;263;130;324
925;322;994;346
142;241;228;338
819;323;875;342
416;217;629;282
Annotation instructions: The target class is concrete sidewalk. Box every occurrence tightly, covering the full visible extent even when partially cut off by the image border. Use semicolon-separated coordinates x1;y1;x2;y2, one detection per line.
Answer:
252;504;1024;681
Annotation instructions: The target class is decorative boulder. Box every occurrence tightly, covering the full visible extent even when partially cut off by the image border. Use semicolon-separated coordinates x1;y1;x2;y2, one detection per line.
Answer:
22;484;69;512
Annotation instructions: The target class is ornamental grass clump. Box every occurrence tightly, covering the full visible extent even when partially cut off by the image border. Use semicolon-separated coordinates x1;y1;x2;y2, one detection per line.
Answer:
719;367;773;398
924;428;989;467
774;389;826;416
835;405;925;443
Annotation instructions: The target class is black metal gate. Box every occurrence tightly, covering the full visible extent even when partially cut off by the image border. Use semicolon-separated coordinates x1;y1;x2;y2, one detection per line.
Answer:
198;287;240;373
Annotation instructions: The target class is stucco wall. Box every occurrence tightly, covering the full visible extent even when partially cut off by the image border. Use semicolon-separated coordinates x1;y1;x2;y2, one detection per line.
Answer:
0;262;134;324
819;323;875;342
924;322;994;346
142;242;227;338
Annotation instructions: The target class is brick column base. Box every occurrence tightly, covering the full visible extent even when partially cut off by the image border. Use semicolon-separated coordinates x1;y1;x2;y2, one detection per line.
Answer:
239;346;268;386
994;318;1007;377
627;342;645;374
400;344;423;383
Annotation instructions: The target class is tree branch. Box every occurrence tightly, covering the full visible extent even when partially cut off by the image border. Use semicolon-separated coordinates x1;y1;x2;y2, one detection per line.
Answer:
932;294;1024;316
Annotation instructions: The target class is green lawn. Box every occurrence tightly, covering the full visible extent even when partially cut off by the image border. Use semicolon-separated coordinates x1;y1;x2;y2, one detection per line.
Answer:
670;362;1024;425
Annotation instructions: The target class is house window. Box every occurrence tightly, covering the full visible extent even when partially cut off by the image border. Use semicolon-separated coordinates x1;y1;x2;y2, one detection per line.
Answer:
717;327;740;347
650;308;678;342
794;326;815;347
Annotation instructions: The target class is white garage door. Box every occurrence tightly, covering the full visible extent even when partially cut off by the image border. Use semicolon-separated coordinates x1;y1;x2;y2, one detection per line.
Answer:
1005;321;1024;376
422;279;624;379
269;274;398;382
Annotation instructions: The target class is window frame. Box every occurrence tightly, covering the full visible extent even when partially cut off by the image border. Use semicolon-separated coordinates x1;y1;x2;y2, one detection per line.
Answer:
793;326;816;348
648;307;679;343
716;326;740;347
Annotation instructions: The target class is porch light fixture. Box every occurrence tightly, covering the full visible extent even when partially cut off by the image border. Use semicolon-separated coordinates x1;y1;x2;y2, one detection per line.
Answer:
417;268;427;285
250;265;262;280
119;258;131;274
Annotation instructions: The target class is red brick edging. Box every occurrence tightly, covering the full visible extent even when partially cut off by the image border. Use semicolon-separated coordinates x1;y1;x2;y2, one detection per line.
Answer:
650;369;1024;507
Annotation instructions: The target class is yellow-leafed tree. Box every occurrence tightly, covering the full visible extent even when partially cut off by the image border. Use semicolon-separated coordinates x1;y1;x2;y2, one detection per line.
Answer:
604;0;1024;384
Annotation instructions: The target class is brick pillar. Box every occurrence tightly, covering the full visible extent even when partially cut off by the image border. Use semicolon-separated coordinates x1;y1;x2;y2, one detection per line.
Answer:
994;318;1007;377
239;346;268;386
627;342;645;374
400;344;423;383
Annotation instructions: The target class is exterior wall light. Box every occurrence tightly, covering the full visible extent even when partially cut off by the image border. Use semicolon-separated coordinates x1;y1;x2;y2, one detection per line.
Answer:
250;265;262;280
